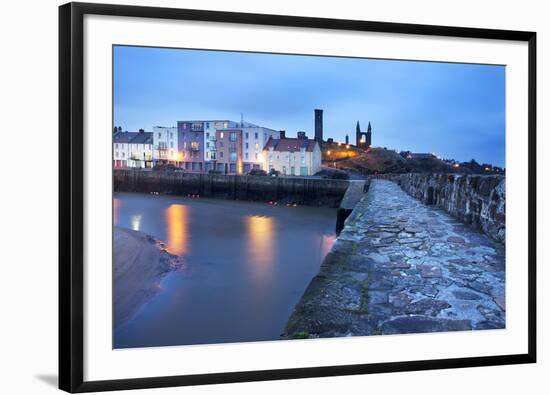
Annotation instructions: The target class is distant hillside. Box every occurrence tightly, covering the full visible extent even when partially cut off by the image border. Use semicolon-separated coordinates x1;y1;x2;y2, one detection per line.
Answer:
323;146;454;174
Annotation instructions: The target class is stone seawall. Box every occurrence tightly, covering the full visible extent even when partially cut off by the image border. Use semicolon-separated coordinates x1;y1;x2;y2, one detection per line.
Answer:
375;174;505;244
284;180;506;339
114;170;349;207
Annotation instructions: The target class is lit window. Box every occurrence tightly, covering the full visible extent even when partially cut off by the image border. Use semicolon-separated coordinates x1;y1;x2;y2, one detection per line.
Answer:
223;122;228;128
220;132;224;139
255;143;259;150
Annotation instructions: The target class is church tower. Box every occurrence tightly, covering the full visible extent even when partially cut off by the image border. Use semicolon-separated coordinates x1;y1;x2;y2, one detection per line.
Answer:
355;121;361;146
366;121;372;147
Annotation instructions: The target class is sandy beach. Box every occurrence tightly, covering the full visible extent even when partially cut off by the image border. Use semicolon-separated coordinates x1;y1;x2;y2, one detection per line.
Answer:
113;226;181;328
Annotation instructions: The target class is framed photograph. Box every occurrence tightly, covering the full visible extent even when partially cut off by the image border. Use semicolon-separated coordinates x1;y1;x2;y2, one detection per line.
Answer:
59;2;536;392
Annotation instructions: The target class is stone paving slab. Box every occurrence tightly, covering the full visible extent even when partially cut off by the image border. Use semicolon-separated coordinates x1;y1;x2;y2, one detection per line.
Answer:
284;179;505;338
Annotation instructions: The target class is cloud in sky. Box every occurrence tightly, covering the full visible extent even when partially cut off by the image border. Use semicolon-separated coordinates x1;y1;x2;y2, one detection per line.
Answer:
114;45;505;167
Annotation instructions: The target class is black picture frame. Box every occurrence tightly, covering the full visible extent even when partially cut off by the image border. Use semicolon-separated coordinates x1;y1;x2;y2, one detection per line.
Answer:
59;2;537;392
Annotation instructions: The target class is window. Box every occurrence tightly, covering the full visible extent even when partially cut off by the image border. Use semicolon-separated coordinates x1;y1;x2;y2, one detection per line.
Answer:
245;142;249;149
170;142;174;148
223;122;228;128
158;133;161;138
206;122;210;128
254;132;258;139
245;132;249;139
230;152;237;162
191;142;199;150
115;152;118;158
220;132;224;139
245;153;249;160
255;153;258;160
115;143;118;148
230;132;237;142
206;142;210;148
122;152;125;158
170;132;173;139
183;142;187;149
206;132;209;138
255;143;259;150
264;133;267;140
220;151;224;158
220;142;224;148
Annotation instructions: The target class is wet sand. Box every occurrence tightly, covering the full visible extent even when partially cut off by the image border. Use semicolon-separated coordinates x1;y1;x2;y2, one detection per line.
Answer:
113;226;181;327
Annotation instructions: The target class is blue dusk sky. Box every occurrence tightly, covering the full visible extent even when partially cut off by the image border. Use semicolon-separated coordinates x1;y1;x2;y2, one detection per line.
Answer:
114;45;505;167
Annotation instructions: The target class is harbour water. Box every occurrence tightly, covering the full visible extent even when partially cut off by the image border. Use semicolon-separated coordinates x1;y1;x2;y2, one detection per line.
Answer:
113;193;336;348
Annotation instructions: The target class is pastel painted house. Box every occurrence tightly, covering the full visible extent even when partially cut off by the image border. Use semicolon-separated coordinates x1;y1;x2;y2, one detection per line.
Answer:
263;136;322;176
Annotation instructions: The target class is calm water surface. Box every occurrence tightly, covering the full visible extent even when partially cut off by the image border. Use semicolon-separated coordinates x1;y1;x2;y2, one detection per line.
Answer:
113;193;336;348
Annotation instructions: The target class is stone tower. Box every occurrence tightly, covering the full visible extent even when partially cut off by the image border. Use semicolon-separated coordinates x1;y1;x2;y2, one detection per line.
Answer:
314;109;323;143
366;121;372;147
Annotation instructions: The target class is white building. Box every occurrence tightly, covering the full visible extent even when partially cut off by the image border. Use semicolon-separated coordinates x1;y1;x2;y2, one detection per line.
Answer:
263;137;322;176
128;130;153;168
152;126;181;166
241;124;280;173
113;130;154;168
113;131;132;168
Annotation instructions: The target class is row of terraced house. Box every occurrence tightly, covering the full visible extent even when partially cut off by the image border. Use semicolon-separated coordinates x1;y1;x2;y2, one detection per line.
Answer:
113;120;322;176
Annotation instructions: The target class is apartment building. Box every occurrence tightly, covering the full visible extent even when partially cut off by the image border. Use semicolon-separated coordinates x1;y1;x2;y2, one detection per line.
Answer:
215;128;243;174
152;126;181;166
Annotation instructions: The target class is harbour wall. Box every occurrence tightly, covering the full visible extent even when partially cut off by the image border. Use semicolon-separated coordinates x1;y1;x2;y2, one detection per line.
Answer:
113;169;350;208
375;173;505;243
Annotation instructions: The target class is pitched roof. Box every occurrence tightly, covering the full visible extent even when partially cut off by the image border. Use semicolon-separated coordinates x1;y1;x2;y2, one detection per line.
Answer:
113;131;153;144
264;137;317;152
113;131;138;143
130;131;153;144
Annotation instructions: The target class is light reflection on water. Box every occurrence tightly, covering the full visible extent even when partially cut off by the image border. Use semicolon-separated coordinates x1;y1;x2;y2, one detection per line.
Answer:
113;193;336;348
246;215;275;282
165;204;189;256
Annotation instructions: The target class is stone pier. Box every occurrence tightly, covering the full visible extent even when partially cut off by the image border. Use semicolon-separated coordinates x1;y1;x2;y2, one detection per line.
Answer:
284;179;505;338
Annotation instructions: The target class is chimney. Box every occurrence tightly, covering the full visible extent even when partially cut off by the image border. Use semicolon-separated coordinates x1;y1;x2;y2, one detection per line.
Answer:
279;130;286;138
314;109;323;143
297;131;307;139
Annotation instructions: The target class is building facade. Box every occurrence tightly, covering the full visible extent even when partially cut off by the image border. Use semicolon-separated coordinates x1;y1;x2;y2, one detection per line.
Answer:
241;125;280;173
152;126;181;166
113;130;154;168
263;136;322;176
128;130;153;168
215;128;243;174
